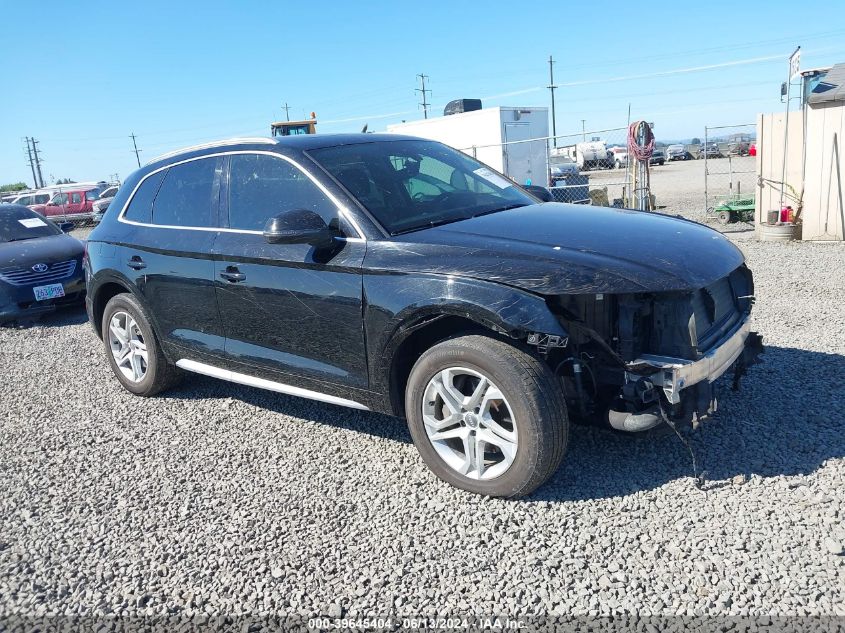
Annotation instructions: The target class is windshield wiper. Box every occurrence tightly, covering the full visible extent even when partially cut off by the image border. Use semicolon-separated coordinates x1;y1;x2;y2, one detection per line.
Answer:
471;203;528;218
392;214;470;235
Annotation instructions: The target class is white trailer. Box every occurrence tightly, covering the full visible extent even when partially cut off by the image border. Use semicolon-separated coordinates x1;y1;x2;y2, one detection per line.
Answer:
387;106;549;187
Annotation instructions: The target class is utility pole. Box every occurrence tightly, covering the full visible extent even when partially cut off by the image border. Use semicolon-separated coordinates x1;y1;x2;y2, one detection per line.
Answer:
581;120;586;142
547;55;558;147
416;74;431;119
130;133;142;168
24;138;38;189
31;139;45;188
282;102;291;121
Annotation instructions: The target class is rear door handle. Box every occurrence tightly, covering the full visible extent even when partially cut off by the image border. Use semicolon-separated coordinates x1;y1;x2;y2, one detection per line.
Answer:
219;268;246;283
126;257;146;270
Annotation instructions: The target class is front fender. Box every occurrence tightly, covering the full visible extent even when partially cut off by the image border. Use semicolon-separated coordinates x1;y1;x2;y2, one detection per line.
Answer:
364;272;566;398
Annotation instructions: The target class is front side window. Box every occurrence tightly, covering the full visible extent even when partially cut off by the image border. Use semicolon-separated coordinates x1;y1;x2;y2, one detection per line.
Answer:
228;154;337;231
152;157;218;228
51;193;68;205
310;140;534;235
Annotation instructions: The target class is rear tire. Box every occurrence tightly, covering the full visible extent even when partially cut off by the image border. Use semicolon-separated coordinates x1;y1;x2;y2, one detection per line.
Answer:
405;335;569;498
102;293;182;396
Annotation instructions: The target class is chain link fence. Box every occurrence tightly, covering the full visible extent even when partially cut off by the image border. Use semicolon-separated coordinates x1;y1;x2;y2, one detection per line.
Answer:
702;123;757;224
456;121;758;226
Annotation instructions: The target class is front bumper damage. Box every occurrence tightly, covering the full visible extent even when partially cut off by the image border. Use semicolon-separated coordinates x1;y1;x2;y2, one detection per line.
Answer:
628;316;764;409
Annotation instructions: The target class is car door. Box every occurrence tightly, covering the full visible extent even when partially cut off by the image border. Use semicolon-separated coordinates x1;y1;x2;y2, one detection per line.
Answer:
67;191;85;216
213;152;368;390
45;192;68;217
118;156;227;360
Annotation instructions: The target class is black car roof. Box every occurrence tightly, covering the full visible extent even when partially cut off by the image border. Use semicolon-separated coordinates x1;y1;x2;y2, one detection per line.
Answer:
143;133;422;170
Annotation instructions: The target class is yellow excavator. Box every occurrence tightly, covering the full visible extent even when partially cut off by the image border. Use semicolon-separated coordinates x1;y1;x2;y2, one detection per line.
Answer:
270;112;317;137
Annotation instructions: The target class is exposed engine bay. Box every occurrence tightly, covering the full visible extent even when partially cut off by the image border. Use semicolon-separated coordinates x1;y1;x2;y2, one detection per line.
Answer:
532;263;764;435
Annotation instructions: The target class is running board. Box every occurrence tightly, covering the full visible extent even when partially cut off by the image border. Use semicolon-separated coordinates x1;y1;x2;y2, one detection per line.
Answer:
175;359;370;411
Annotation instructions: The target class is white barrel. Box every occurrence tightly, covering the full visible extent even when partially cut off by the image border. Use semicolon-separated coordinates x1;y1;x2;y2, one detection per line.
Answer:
760;223;797;241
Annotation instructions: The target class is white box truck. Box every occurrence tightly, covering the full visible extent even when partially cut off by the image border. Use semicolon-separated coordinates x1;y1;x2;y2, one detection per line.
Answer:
387;106;549;187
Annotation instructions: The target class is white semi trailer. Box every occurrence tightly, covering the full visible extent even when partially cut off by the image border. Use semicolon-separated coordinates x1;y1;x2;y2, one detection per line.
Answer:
387;106;549;187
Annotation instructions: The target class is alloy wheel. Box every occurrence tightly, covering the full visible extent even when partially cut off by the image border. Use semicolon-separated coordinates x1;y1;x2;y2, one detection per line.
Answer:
108;311;148;382
422;367;518;480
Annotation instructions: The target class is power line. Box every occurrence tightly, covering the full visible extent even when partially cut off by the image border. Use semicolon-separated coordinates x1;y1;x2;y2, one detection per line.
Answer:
31;139;45;188
416;73;431;119
547;56;558;147
23;138;38;189
130;133;142;167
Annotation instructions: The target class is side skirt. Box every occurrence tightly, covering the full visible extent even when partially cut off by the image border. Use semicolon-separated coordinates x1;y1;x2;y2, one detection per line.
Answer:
175;359;370;411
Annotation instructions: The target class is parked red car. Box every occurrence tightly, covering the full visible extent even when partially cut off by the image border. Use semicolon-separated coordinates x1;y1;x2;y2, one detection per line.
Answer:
31;188;101;221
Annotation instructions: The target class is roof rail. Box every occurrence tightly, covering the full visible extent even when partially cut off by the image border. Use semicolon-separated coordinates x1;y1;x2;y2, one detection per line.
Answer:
145;137;276;165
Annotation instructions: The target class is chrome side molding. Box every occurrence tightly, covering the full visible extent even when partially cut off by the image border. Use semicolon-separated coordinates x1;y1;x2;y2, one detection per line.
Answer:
175;359;370;411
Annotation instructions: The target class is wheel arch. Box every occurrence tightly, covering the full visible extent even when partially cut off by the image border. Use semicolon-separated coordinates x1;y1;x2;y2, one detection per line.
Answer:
377;294;567;418
90;273;161;344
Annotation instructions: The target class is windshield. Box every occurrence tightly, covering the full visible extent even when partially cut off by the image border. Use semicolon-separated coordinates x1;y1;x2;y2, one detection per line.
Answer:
0;208;62;243
310;139;536;235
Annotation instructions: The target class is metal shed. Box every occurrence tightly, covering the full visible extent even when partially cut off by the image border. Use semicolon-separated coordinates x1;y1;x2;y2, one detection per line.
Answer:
803;64;845;240
756;64;845;241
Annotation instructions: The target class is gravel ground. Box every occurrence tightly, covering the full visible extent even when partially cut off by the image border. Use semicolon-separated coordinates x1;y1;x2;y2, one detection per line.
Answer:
1;235;844;628
584;156;756;221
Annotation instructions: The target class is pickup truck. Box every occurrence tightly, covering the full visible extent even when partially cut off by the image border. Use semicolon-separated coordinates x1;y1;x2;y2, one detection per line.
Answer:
31;188;102;221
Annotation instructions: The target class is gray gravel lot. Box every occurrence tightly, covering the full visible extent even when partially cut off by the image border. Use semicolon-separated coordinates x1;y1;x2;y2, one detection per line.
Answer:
586;156;756;220
1;234;844;625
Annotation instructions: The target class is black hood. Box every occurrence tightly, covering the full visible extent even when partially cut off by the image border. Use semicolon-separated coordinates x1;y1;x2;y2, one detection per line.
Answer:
372;203;744;294
0;234;84;270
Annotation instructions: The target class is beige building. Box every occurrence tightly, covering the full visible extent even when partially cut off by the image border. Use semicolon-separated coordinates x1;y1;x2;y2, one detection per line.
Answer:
756;64;845;240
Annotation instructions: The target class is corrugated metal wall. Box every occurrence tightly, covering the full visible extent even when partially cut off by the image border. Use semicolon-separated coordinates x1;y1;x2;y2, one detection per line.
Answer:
757;107;845;241
755;112;805;229
803;102;845;240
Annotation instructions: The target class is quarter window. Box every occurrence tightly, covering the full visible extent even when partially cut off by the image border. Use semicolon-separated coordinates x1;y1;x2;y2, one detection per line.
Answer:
152;157;219;228
124;171;166;224
228;154;336;231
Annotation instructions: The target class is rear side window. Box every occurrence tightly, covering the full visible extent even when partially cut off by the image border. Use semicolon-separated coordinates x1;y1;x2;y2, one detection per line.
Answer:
228;154;336;230
124;171;166;223
52;193;68;205
152;157;219;228
71;193;82;204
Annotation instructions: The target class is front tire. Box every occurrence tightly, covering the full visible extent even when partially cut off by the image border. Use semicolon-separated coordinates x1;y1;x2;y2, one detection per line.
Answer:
102;293;182;396
405;335;569;497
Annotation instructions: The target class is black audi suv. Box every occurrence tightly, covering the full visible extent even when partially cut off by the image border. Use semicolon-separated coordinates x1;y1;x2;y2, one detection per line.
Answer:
85;134;761;497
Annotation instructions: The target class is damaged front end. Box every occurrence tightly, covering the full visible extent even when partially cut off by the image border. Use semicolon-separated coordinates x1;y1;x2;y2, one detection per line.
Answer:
537;263;764;434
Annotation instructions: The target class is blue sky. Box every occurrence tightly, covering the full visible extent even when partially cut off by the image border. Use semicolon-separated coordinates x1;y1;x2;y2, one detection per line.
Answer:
3;0;845;187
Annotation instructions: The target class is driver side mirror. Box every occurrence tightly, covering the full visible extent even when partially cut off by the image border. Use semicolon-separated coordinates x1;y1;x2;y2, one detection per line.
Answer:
263;209;339;247
524;185;553;202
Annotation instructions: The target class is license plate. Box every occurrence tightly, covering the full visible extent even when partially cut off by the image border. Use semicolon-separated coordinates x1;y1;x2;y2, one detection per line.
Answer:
33;283;65;301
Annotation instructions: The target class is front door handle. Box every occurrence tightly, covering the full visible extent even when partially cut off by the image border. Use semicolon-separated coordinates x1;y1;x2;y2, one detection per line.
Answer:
126;256;146;270
219;268;246;283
